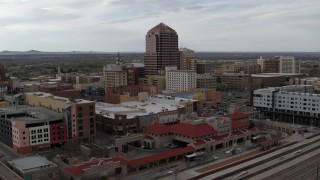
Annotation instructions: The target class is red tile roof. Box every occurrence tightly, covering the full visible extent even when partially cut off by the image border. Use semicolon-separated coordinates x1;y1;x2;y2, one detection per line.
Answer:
194;139;206;146
149;22;175;32
212;133;229;141
249;127;258;132
145;135;154;140
232;130;243;136
260;137;282;146
146;123;216;138
145;123;170;134
232;120;249;129
170;123;216;138
127;146;194;168
64;157;126;176
222;113;250;120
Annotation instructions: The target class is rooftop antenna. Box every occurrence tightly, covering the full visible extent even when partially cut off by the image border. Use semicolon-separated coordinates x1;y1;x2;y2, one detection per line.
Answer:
115;52;123;65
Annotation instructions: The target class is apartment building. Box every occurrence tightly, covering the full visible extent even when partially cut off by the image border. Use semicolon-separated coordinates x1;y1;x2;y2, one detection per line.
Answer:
196;74;216;89
257;56;279;73
166;67;196;91
279;56;300;73
25;92;95;144
253;85;320;126
180;48;197;71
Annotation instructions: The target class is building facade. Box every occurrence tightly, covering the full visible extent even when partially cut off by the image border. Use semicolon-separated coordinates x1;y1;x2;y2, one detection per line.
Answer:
279;56;300;73
257;56;279;73
180;48;197;71
196;74;216;89
253;85;320;126
166;67;196;91
144;23;180;75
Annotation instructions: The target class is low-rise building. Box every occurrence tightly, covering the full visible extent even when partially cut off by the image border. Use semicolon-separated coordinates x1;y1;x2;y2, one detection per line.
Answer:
7;155;59;180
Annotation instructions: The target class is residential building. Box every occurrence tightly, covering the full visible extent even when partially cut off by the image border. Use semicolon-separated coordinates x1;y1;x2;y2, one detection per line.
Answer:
257;56;279;73
215;72;251;91
144;23;180;75
197;74;216;89
279;56;300;73
166;67;196;91
0;107;65;155
253;85;320;126
180;48;197;71
103;63;127;88
25;92;96;144
139;75;166;92
218;62;261;74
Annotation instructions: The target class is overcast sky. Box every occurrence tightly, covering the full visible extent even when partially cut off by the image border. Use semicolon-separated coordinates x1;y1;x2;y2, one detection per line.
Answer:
0;0;319;52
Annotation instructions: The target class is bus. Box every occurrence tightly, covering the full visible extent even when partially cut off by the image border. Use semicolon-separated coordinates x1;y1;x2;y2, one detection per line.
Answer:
185;151;205;161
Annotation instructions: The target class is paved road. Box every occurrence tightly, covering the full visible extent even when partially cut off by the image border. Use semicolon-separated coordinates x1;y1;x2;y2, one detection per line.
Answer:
0;162;23;180
0;142;19;160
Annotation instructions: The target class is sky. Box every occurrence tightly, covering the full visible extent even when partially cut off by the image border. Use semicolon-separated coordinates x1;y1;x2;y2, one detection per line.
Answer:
0;0;319;52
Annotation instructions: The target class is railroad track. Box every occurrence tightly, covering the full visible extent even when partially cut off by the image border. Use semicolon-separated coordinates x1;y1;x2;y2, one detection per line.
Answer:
188;133;320;180
238;144;320;180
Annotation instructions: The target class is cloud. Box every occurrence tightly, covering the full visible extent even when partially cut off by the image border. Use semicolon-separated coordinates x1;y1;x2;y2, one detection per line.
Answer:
0;0;319;51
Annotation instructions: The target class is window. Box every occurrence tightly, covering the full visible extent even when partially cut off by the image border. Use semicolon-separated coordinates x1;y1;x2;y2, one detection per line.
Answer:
37;129;42;133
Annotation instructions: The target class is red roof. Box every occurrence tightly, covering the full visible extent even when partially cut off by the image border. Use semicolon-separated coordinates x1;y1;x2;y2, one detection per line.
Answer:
260;137;282;146
64;157;126;176
194;139;206;146
170;123;216;138
249;127;258;132
212;133;229;141
145;135;154;140
127;146;194;168
232;130;243;136
149;22;175;32
232;120;249;129
145;123;170;134
222;113;250;120
146;123;216;138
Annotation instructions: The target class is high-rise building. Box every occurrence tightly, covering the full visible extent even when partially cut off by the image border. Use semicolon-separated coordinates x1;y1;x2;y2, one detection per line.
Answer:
257;56;279;73
180;48;197;71
144;23;180;75
279;56;300;73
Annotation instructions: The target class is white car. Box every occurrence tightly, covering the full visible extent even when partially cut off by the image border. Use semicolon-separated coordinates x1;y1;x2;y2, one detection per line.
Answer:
291;150;303;155
212;155;219;160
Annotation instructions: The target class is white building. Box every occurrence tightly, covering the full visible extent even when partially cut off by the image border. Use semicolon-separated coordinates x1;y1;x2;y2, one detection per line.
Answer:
279;56;300;74
165;66;196;91
253;85;320;125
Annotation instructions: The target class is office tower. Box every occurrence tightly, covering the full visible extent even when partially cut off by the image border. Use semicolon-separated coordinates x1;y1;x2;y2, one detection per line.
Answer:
144;23;180;75
180;48;197;71
279;56;300;73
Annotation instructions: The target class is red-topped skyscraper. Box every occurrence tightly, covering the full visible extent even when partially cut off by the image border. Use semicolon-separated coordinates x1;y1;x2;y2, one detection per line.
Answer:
144;23;180;75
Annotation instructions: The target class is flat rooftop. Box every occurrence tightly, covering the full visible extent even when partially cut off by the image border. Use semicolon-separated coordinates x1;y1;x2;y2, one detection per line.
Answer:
252;73;300;78
96;100;179;119
1;106;63;122
9;156;56;173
